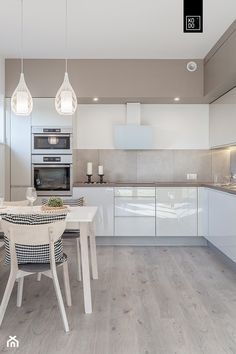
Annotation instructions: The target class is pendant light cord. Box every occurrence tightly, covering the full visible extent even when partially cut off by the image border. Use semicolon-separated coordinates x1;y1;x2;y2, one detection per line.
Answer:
65;0;68;73
20;0;24;73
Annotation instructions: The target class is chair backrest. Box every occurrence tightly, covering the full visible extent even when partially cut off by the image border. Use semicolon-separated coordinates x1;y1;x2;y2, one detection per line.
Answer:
1;215;66;245
2;215;66;270
3;200;29;206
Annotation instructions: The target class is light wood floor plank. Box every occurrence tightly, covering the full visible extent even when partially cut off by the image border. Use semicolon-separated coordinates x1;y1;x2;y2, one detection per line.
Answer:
0;245;236;354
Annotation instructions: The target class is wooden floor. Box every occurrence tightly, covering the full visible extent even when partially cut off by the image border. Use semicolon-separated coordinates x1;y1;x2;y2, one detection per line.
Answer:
0;245;236;354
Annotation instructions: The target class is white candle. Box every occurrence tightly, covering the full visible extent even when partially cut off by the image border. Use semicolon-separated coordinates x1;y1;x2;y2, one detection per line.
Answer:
87;162;93;175
98;165;103;175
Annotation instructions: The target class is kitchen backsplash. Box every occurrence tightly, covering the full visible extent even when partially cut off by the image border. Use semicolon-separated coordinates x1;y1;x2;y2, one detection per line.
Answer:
73;149;230;183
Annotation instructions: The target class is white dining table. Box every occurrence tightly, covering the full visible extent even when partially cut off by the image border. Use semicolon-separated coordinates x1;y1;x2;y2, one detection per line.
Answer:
0;205;98;314
66;206;98;314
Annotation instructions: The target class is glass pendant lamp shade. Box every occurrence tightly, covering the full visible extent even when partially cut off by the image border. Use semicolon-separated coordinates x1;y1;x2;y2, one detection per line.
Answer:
55;72;77;115
11;73;33;116
55;0;78;116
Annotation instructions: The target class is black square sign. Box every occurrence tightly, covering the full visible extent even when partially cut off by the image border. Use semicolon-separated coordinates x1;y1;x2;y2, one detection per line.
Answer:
184;0;203;33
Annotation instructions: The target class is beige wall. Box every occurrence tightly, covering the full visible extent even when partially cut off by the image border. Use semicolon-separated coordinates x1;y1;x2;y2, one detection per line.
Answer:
5;59;204;103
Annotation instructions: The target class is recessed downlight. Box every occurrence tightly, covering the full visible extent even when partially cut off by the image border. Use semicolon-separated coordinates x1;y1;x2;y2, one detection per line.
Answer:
93;97;99;102
174;97;180;102
186;61;197;72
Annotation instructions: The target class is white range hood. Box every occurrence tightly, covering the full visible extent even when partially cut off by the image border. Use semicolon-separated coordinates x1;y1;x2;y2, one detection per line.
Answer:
114;103;153;149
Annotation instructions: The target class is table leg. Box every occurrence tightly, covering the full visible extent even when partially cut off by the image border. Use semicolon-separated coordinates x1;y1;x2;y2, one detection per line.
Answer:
89;222;98;280
80;222;92;314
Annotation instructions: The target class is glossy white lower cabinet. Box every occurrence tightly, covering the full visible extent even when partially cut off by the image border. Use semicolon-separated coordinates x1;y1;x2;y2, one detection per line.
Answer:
198;187;209;237
115;217;156;236
115;197;155;217
114;188;156;236
73;187;114;236
208;189;236;262
114;187;155;197
156;187;198;236
73;186;200;238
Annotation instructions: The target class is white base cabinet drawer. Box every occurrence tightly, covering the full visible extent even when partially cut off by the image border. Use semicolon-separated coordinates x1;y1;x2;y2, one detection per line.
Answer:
115;197;155;217
115;217;156;236
114;187;155;197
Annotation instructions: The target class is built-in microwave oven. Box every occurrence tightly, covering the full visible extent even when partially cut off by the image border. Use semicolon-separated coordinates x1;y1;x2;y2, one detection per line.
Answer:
32;127;72;155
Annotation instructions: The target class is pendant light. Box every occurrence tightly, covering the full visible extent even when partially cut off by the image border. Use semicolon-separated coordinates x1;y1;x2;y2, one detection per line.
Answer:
11;0;33;116
55;0;77;115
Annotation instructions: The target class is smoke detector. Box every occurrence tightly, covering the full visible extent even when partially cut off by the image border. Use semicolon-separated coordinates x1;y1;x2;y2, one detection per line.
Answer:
186;61;198;72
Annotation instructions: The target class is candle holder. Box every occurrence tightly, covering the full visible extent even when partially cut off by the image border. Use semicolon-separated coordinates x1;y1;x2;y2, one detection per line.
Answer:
98;174;106;184
85;174;93;184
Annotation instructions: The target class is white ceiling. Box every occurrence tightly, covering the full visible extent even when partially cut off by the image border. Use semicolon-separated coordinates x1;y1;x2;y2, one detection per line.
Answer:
0;0;235;59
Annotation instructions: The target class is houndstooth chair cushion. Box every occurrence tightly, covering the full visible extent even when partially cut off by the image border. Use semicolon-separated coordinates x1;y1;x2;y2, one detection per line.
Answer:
2;213;67;265
42;197;84;207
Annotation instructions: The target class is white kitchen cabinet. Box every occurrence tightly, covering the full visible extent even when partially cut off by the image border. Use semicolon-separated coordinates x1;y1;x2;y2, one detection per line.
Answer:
156;187;198;236
115;197;155;217
73;187;114;236
208;189;236;262
114;187;155;197
0;143;5;197
115;217;155;236
114;187;156;236
11;187;29;201
210;87;236;148
198;187;209;237
10;112;32;187
32;98;74;127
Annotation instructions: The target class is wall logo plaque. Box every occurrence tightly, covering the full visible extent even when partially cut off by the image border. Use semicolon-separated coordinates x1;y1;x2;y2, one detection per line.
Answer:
183;0;203;33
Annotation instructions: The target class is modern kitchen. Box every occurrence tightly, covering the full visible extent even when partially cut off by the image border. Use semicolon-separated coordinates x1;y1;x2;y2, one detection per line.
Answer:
0;1;236;353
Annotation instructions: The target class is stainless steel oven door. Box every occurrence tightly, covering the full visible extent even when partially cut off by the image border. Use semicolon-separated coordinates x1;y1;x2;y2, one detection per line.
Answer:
32;134;72;154
32;164;72;196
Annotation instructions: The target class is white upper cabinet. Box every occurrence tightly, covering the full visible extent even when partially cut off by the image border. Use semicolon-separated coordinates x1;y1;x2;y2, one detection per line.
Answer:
76;104;209;150
156;187;198;236
209;88;236;148
10;112;32;187
32;98;74;127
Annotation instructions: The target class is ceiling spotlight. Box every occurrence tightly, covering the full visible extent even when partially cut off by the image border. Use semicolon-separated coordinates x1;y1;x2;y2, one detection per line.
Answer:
174;97;180;102
186;61;198;72
93;97;99;102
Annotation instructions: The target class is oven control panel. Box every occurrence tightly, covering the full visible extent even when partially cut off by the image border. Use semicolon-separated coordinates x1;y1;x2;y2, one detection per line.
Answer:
32;154;72;164
43;156;61;162
43;128;61;133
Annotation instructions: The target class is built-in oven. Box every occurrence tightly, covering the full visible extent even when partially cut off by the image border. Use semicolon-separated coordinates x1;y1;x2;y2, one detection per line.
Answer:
32;127;72;154
32;155;73;196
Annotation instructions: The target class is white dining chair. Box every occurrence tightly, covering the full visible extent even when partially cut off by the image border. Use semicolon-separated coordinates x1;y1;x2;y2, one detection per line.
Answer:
0;200;30;237
42;197;98;282
0;217;71;332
